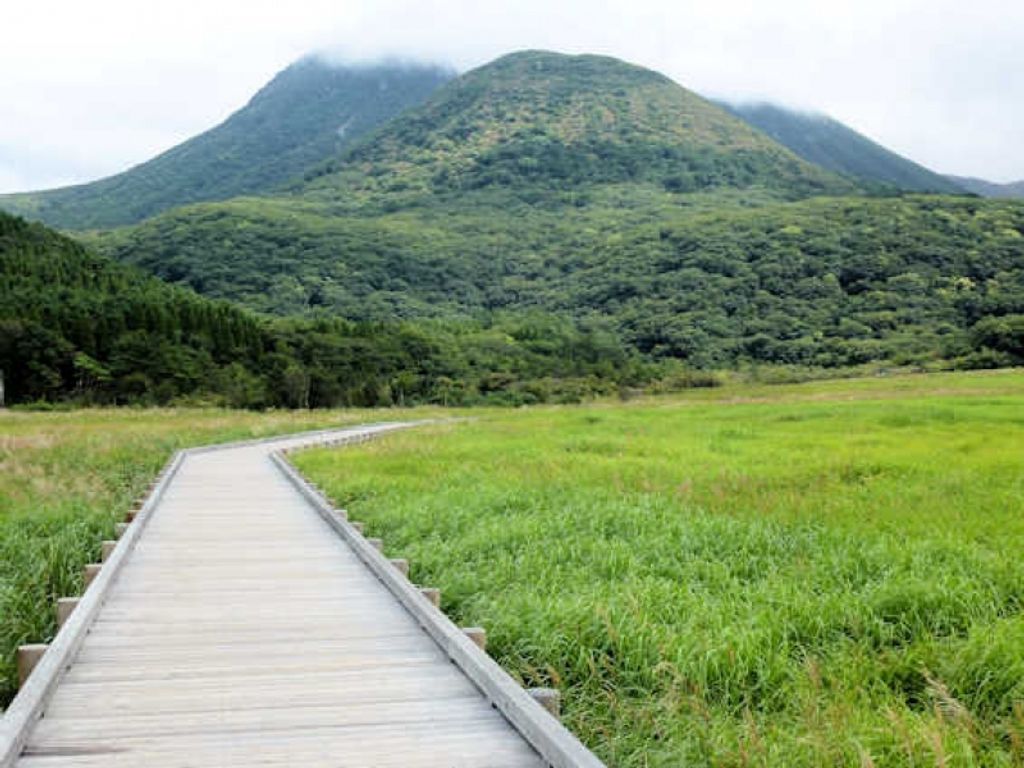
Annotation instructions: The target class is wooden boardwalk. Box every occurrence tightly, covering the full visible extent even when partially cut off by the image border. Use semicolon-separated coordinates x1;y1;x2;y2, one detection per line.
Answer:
1;425;603;768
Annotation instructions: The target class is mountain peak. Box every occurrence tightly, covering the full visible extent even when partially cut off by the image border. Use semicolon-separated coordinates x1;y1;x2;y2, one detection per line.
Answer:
302;51;854;203
476;49;672;84
0;57;454;229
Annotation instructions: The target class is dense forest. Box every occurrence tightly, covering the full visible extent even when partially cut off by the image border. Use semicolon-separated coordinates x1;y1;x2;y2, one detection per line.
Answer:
94;189;1024;370
0;211;660;407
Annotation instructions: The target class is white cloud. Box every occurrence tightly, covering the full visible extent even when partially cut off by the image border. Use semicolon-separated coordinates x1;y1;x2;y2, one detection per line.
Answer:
1;0;1022;192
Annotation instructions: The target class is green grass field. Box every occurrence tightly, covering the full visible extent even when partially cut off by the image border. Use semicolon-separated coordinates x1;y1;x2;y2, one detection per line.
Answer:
0;407;439;706
293;370;1024;767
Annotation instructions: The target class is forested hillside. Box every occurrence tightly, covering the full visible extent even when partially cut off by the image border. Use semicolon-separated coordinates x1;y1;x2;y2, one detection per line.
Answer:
0;58;453;229
722;102;964;193
0;211;658;407
93;193;1024;369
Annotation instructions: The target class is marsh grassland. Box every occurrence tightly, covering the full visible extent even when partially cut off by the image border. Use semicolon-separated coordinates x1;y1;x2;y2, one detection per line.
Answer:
295;370;1024;767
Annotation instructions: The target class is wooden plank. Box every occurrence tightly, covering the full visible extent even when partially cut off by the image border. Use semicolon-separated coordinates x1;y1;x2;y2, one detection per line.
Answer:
74;635;440;665
63;654;447;685
41;673;480;720
27;696;504;744
26;719;530;751
18;726;544;768
79;626;425;649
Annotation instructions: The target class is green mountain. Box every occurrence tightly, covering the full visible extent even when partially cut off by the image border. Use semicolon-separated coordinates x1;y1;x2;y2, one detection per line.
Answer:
0;58;454;230
95;49;862;313
88;51;860;309
721;102;965;193
947;176;1024;199
299;51;855;205
70;50;1024;374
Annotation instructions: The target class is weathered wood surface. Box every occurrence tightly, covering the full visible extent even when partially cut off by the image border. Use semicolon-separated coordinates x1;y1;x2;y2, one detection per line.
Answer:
2;425;576;768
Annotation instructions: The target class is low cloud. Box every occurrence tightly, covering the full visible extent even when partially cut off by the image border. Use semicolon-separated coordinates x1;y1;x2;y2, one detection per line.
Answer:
2;0;1021;192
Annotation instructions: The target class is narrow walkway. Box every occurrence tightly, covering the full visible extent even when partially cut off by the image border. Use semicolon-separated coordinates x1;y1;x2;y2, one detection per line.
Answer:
12;426;547;767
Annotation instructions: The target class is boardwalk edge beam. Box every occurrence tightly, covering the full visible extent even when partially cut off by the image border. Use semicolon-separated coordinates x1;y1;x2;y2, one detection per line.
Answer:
0;450;186;767
273;443;606;768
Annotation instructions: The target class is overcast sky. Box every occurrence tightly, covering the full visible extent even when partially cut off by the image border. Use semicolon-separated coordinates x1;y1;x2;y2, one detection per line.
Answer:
2;0;1021;193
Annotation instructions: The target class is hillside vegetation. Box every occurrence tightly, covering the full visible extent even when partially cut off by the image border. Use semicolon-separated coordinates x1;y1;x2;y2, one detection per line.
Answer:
722;102;964;193
1;210;666;408
0;58;453;229
95;190;1024;370
300;51;855;206
297;370;1024;766
85;52;1024;374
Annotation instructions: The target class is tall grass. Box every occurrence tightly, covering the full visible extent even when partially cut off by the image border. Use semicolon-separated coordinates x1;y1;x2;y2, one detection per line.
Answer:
297;370;1024;766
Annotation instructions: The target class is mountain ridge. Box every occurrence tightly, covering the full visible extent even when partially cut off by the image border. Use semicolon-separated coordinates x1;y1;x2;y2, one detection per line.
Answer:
720;101;965;194
947;175;1024;199
0;58;454;229
3;50;1003;231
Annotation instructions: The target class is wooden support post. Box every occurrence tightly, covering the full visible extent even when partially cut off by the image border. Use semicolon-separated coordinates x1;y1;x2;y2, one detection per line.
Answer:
351;522;364;534
101;540;117;562
420;587;441;608
115;522;128;538
56;597;79;628
528;687;561;718
17;644;48;688
390;558;409;577
368;538;383;552
463;626;487;651
83;563;102;589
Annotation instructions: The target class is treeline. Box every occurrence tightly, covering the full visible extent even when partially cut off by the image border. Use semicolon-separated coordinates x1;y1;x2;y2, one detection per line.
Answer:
0;212;653;407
